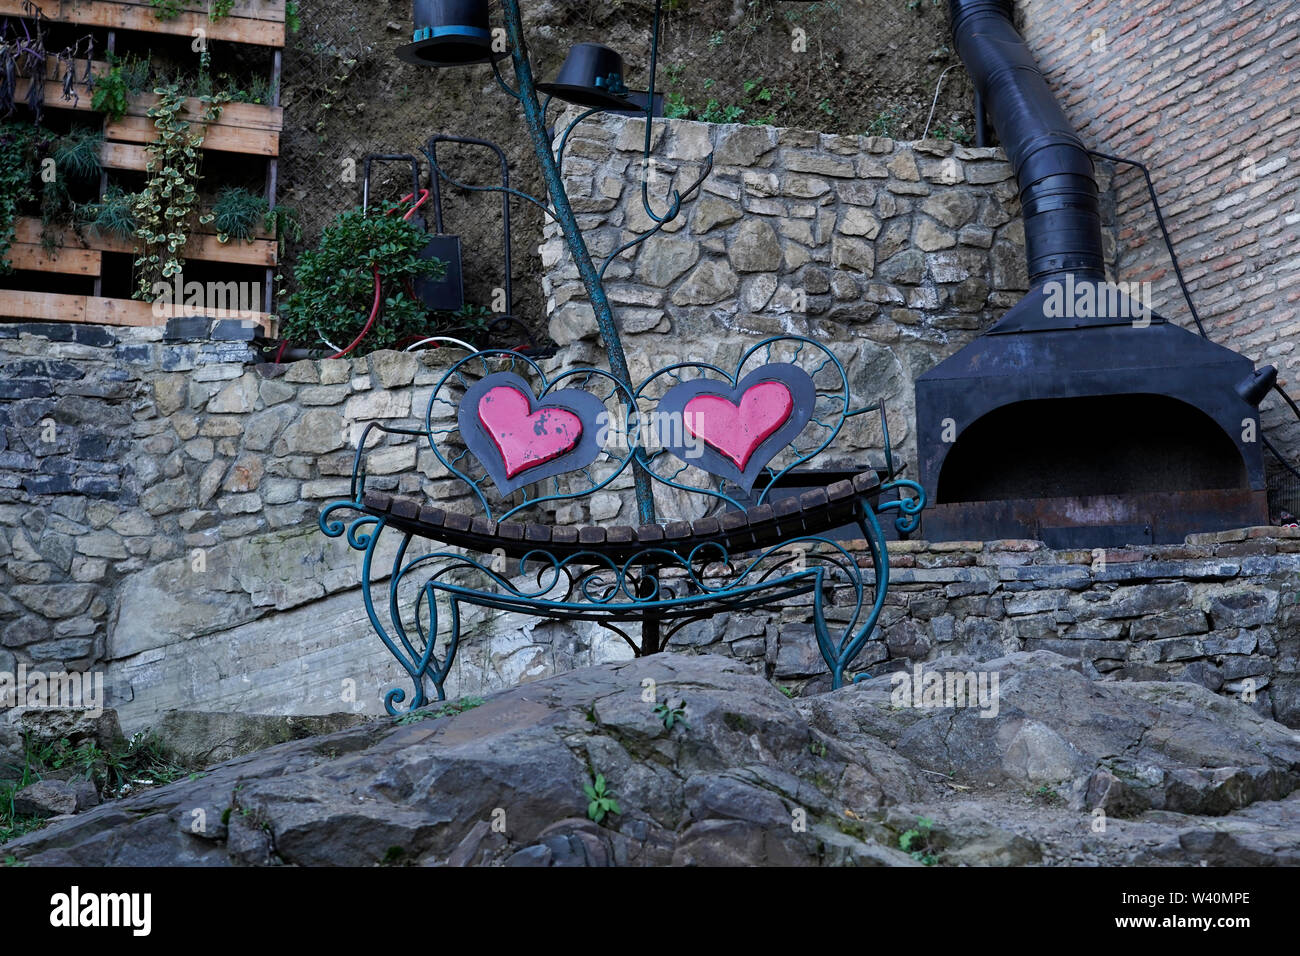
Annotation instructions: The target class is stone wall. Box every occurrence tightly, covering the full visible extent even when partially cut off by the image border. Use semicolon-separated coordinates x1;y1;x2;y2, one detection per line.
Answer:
0;326;478;729
448;530;1300;728
3;112;1296;735
3;324;1299;731
539;114;1118;474
1020;0;1300;467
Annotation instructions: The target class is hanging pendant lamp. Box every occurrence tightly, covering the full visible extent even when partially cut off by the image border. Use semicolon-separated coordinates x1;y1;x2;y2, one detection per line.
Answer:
536;43;635;111
396;0;505;68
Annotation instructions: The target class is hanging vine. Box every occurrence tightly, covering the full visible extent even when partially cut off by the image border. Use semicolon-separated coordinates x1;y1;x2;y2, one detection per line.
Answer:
129;83;229;298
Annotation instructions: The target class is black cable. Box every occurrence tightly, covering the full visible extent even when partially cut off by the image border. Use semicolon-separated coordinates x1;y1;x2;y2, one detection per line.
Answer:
1086;148;1206;337
1263;435;1300;481
1089;147;1300;487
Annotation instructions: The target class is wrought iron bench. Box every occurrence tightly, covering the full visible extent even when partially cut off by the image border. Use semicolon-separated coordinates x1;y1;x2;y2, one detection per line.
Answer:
320;335;927;714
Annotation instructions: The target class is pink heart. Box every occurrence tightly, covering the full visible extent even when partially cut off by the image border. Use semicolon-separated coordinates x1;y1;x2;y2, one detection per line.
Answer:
478;386;584;480
684;381;794;470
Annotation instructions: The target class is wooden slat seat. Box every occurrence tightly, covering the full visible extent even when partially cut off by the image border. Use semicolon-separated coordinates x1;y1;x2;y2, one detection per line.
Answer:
359;468;883;563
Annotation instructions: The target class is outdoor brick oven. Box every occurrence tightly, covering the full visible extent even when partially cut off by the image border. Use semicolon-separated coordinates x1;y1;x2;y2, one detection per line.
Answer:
915;0;1270;547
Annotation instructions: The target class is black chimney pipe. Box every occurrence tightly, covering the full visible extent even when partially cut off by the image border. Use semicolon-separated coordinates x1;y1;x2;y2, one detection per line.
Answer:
949;0;1105;286
913;0;1271;545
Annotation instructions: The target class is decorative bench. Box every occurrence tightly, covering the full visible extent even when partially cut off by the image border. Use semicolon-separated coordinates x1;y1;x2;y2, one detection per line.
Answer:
320;335;927;714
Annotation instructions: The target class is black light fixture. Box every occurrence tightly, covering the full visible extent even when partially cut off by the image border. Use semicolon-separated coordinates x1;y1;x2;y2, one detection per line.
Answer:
536;43;635;111
396;0;504;68
1236;365;1279;406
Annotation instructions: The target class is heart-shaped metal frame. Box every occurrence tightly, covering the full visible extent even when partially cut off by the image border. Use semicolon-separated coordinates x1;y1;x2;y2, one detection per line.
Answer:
459;372;608;496
654;363;816;492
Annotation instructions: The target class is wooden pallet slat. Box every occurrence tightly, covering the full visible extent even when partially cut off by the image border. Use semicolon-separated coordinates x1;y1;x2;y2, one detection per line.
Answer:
100;140;150;171
0;0;286;47
15;73;283;134
87;294;275;328
7;241;102;276
0;289;87;323
105;114;278;156
0;289;276;329
13;218;278;267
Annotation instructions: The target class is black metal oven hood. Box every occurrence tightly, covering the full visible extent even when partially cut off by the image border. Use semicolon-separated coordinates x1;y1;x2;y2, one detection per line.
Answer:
915;1;1268;546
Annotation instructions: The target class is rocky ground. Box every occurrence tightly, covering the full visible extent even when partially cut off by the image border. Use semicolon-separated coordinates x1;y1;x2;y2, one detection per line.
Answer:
5;651;1300;866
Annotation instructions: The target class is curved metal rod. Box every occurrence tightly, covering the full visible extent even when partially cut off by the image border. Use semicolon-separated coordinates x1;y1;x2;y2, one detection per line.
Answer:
555;106;604;168
640;149;714;225
833;505;890;685
325;514;430;714
877;478;928;535
490;55;520;100
423;154;558;223
598;153;714;282
628;335;853;510
349;420;430;500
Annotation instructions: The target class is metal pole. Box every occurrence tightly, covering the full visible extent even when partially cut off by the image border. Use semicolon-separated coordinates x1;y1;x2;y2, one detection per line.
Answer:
499;0;657;525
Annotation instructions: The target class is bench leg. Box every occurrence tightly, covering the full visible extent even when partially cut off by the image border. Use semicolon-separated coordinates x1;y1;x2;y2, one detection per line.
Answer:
636;571;662;655
642;613;662;655
804;505;891;689
358;517;463;714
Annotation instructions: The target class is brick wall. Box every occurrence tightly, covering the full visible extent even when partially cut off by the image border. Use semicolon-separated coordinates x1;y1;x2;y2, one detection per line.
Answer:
1020;0;1300;472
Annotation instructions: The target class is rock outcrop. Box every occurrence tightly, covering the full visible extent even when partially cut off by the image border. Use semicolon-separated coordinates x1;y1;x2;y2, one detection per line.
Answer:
7;651;1300;866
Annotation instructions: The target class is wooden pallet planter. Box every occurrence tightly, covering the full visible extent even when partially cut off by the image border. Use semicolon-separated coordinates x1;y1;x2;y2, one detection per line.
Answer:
13;217;278;269
0;0;287;47
0;0;285;334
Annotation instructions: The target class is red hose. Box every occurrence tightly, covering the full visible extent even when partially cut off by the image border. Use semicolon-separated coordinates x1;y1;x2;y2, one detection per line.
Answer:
324;190;432;360
325;264;383;360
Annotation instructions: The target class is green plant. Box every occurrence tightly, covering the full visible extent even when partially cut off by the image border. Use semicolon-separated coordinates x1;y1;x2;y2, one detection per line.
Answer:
664;91;690;119
1032;785;1063;805
53;128;103;181
91;65;130;121
209;0;235;20
211;185;268;242
0;123;41;271
265;204;301;254
584;773;621;824
699;99;744;124
286;0;301;33
2;729;191;844
419;302;496;346
898;816;940;865
278;203;446;351
117;53;154;95
653;699;689;732
743;78;773;103
866;108;902;138
931;122;972;144
1;783;48;846
129;83;228;298
28;732;188;798
150;0;183;21
394;695;485;725
82;185;140;242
